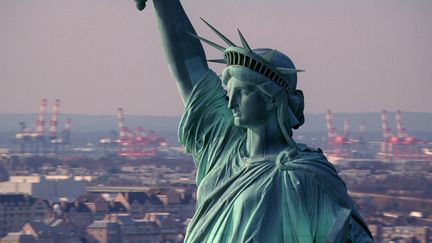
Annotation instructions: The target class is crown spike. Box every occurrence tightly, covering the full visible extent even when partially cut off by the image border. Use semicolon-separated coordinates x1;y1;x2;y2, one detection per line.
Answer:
188;32;226;52
237;29;252;51
207;59;227;64
262;49;277;63
276;67;305;74
200;17;237;47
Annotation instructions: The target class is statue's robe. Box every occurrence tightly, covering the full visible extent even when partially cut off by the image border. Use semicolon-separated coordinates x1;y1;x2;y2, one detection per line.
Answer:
179;71;373;243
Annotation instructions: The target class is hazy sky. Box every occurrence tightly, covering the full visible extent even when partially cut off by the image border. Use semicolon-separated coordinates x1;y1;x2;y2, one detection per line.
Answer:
1;0;431;116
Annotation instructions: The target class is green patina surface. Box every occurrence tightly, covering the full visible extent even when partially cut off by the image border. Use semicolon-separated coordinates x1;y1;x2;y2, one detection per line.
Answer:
134;0;373;241
178;71;372;242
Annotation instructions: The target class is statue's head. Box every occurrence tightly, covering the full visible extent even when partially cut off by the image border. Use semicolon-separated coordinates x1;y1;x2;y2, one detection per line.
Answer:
192;19;305;139
221;49;305;136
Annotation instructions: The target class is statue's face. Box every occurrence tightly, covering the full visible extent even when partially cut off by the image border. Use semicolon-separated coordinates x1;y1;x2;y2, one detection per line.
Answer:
227;77;268;129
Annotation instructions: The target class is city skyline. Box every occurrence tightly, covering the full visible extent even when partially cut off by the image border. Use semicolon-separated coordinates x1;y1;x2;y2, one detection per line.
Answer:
1;0;431;116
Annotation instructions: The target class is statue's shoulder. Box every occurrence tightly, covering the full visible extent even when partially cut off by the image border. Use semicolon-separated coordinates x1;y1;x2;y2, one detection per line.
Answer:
297;143;324;155
276;143;338;177
296;143;332;165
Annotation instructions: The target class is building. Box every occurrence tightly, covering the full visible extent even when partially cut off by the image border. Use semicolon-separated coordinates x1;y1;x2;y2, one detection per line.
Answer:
114;188;196;220
105;214;163;243
0;164;9;182
75;193;110;219
0;232;35;243
0;176;84;202
85;221;121;243
0;194;49;237
21;221;79;243
369;224;432;243
85;213;183;243
0;220;80;243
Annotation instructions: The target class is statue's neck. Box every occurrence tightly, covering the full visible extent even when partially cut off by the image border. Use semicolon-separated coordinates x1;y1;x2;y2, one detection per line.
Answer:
245;121;290;158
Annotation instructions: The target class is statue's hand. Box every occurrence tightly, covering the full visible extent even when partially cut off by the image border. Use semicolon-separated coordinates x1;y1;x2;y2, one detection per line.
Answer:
135;0;147;11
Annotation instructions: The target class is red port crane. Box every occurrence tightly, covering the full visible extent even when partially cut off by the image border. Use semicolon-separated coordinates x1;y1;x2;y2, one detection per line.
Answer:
325;110;357;158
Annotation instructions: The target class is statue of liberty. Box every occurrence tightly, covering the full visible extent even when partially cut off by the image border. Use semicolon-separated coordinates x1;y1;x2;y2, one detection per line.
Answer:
135;1;373;242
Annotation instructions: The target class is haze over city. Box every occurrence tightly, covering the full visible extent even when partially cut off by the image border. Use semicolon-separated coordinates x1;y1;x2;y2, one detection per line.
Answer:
1;2;432;242
1;0;431;116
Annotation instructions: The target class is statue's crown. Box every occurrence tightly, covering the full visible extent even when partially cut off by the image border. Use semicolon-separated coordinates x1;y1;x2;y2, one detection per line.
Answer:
191;18;304;92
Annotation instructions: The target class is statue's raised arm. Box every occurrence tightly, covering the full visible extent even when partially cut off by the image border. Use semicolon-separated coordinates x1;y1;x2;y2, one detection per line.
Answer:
136;0;209;103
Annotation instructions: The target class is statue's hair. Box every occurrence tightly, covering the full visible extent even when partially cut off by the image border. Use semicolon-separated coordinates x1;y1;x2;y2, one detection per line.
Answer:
222;65;271;87
287;89;305;129
222;65;305;130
